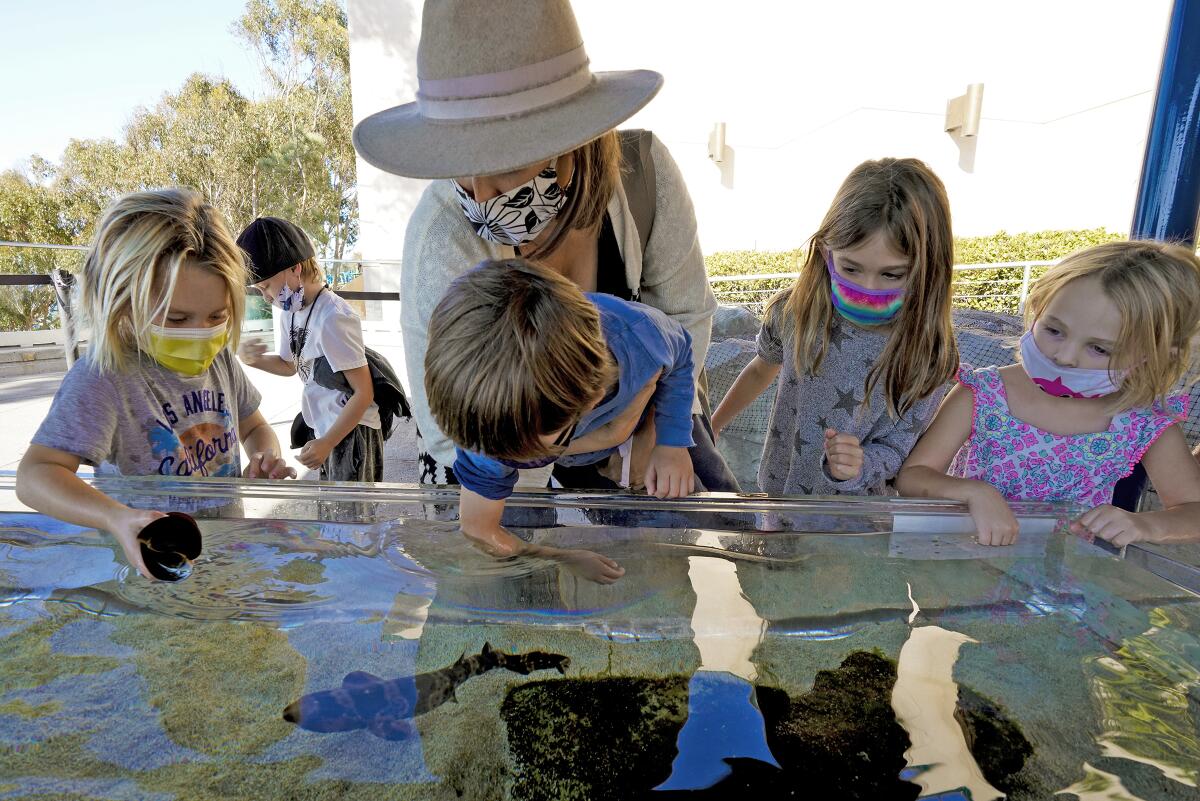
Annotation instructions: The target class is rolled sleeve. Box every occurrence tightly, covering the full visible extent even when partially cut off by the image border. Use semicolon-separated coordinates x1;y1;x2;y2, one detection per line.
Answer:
453;448;520;501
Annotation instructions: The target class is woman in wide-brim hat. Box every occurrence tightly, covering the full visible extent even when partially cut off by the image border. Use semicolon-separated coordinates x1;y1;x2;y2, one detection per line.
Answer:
354;0;737;493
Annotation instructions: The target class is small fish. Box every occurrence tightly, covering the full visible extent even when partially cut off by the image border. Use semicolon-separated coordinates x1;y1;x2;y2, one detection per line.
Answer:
282;643;569;740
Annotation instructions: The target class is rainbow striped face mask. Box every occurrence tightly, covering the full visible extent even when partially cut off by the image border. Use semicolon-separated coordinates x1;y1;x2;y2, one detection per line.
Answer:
826;253;905;326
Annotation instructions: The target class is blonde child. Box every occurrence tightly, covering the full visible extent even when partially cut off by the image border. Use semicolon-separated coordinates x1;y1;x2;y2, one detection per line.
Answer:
235;217;383;482
897;241;1200;546
711;158;959;496
17;188;295;579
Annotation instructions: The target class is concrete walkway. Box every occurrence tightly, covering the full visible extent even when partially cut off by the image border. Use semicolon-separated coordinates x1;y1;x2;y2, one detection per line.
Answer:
0;343;420;483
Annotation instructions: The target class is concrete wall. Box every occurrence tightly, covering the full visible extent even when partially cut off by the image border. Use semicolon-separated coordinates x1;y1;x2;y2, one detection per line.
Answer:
348;1;1170;256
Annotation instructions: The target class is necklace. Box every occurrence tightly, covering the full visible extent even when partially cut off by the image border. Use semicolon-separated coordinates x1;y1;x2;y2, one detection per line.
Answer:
289;285;327;379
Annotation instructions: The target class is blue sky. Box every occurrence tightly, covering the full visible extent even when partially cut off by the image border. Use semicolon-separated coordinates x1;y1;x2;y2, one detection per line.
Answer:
1;0;271;171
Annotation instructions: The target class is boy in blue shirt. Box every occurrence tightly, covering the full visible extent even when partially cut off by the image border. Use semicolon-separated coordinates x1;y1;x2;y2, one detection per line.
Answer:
424;258;699;565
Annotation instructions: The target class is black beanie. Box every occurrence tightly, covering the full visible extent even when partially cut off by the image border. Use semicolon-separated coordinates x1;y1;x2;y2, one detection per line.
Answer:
236;217;316;283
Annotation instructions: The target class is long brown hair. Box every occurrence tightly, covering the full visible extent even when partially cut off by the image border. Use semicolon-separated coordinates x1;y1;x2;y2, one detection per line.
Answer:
1024;240;1200;411
765;157;958;417
524;130;621;262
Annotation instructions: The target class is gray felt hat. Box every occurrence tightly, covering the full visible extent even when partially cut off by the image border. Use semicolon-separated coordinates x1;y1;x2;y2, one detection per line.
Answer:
352;0;663;179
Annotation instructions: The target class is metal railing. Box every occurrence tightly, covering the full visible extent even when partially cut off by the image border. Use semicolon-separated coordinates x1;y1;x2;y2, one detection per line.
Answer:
0;241;404;366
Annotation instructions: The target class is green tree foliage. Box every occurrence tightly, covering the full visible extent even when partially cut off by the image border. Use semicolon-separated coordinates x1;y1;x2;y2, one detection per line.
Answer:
0;0;355;294
0;171;77;330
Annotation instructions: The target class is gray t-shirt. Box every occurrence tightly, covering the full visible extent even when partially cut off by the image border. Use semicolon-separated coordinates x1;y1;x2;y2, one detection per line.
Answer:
756;303;943;496
33;349;261;478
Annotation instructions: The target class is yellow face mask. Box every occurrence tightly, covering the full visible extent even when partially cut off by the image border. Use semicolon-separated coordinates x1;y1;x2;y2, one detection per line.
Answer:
146;322;228;377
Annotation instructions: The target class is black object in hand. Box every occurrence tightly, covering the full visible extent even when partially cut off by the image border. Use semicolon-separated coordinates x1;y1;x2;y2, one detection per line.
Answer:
137;512;202;581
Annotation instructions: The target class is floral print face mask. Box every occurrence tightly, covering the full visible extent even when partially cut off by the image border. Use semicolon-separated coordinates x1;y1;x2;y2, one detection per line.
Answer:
453;159;568;246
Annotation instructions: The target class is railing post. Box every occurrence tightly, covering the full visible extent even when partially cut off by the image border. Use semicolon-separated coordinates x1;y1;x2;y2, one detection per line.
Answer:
1017;262;1032;315
50;269;78;368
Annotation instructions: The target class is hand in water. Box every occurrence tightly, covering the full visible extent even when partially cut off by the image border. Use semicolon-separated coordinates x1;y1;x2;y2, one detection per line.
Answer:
107;507;166;580
556;548;626;584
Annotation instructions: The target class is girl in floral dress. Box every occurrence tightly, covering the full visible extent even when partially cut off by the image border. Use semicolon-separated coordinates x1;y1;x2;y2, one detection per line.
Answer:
897;241;1200;547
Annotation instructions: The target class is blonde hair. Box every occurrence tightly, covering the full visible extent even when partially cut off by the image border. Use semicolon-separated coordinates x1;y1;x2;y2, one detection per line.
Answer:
765;157;958;417
425;258;617;460
1024;240;1200;410
80;187;246;373
297;256;323;284
523;130;621;262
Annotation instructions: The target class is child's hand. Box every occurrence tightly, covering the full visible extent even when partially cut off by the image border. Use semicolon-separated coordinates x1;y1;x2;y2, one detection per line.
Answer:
558;549;625;584
965;484;1019;545
644;445;695;498
1070;505;1152;547
246;449;298;479
237;338;268;368
824;429;864;481
107;507;166;580
296;438;334;471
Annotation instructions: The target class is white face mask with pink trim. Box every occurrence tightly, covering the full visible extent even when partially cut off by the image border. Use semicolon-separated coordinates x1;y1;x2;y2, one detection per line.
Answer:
1019;331;1123;399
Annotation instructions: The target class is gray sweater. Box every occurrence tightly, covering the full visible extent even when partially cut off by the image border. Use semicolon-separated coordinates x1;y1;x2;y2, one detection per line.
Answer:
756;303;943;496
400;133;716;484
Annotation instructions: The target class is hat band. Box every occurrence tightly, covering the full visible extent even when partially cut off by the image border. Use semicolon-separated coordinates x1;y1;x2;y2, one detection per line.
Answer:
417;45;594;121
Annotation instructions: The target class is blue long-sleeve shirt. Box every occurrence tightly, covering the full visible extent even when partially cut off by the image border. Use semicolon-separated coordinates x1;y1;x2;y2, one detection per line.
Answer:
454;293;696;500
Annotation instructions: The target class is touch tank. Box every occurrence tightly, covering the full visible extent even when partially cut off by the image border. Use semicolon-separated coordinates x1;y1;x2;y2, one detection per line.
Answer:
0;473;1198;800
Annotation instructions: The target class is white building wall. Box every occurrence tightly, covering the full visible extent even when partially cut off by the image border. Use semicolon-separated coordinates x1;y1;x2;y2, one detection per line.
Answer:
349;0;1172;258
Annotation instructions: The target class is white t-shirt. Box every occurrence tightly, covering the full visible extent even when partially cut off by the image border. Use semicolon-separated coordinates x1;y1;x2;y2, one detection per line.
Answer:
279;289;381;438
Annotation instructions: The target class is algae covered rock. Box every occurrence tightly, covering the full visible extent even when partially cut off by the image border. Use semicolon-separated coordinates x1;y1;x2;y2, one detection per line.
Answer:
501;676;689;801
500;652;1036;800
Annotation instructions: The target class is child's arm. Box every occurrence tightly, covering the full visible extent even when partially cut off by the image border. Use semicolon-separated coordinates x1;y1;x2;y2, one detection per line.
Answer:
239;410;297;479
711;356;782;436
16;445;160;578
297;365;375;470
645;329;697;498
238;339;298;377
895;384;1020;545
459;487;625;582
1071;425;1200;545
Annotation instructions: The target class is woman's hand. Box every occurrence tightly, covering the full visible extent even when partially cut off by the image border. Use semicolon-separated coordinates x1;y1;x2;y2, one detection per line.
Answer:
645;445;695;498
824;429;864;481
106;507;166;580
966;484;1019;546
1070;505;1153;547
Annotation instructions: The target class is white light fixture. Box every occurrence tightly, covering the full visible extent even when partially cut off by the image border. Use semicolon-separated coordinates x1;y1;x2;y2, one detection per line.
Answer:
708;122;726;164
944;83;984;137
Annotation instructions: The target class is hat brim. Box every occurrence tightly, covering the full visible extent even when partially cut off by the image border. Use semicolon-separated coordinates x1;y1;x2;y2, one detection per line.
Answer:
352;70;663;179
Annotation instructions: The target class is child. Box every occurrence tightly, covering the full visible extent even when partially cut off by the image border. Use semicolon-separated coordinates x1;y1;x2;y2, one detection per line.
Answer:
236;217;383;482
711;158;959;497
424;257;698;576
17;188;295;579
897;241;1200;546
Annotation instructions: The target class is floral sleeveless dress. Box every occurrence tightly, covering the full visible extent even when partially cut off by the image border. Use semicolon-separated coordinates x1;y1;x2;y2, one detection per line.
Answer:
950;366;1186;506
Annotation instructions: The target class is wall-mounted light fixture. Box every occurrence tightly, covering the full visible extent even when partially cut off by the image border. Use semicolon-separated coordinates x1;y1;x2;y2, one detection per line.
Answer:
945;83;984;137
708;122;727;164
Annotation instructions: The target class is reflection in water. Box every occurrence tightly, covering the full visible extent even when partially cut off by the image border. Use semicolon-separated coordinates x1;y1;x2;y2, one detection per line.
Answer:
892;622;1003;801
283;642;569;740
658;531;779;790
1086;606;1200;789
1059;762;1148;801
